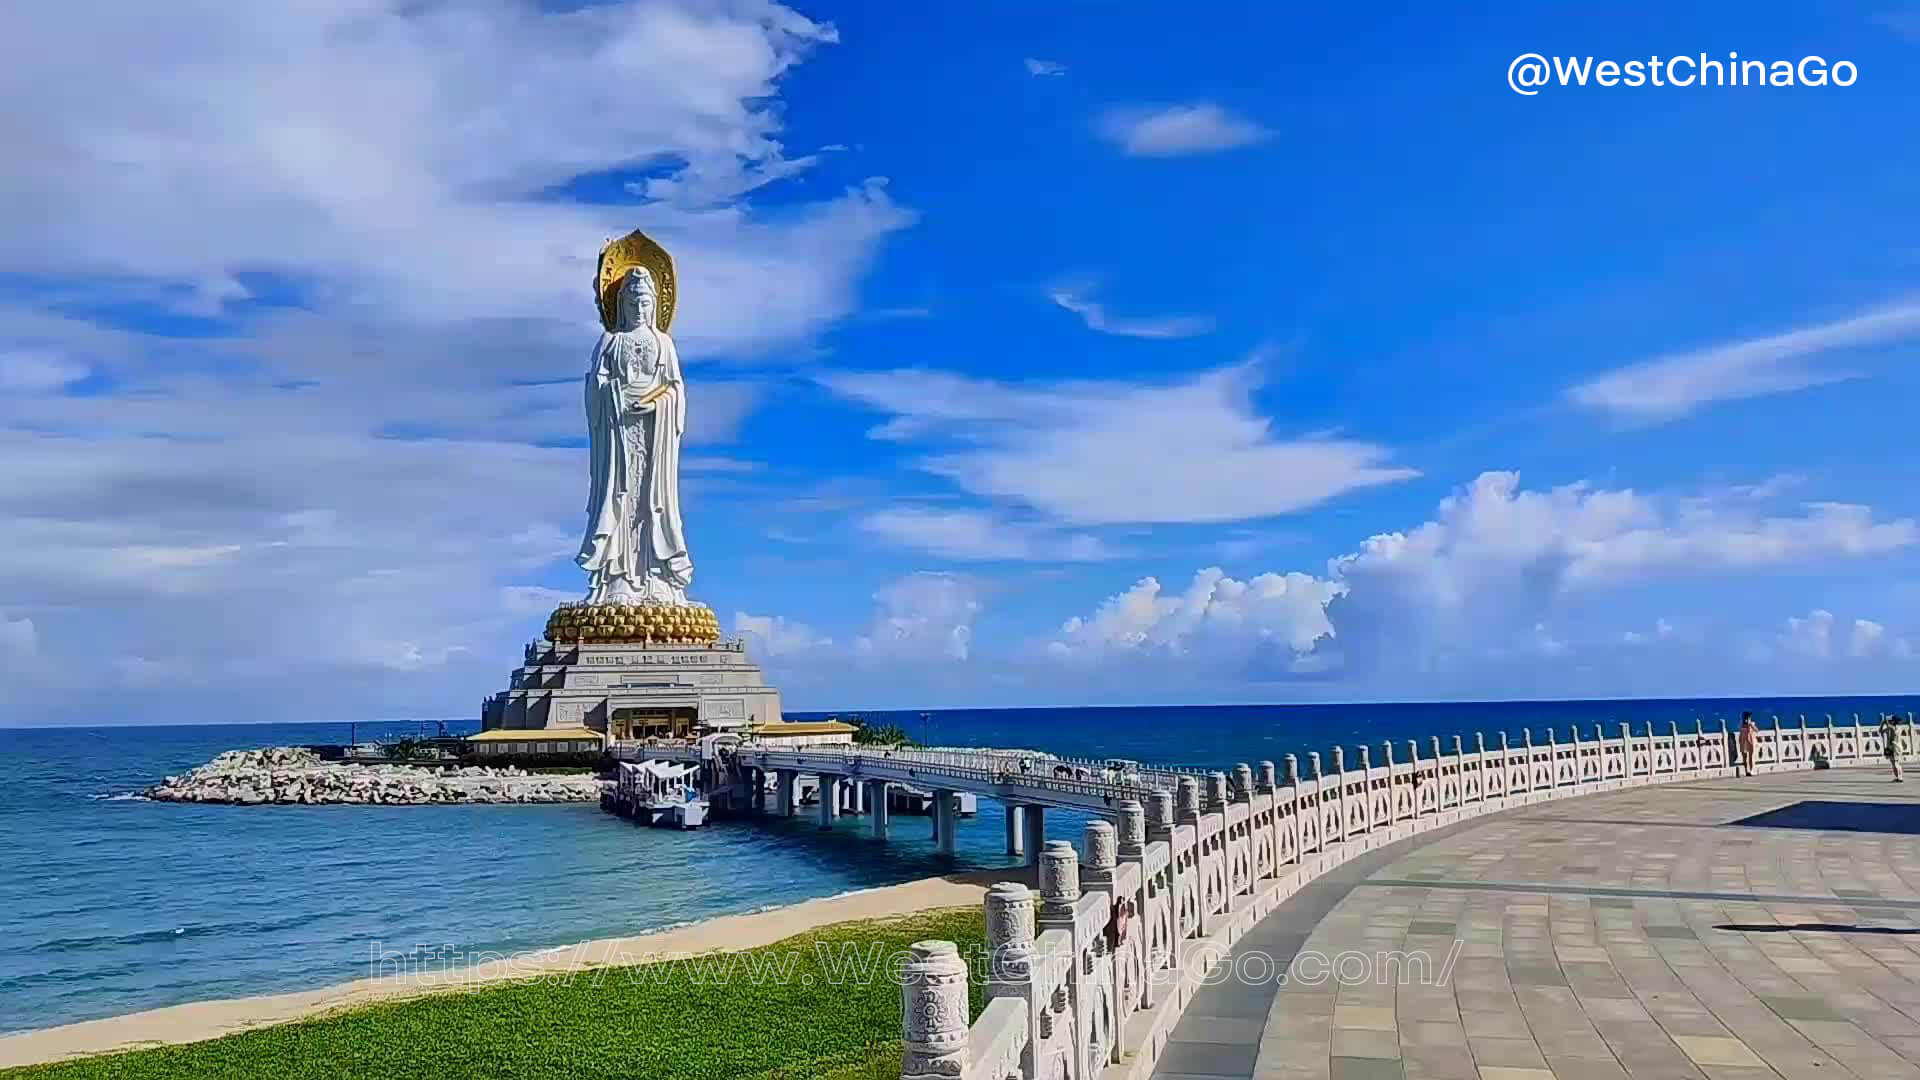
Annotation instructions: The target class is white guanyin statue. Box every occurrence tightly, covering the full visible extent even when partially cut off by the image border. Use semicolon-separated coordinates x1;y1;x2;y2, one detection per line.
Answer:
577;231;693;606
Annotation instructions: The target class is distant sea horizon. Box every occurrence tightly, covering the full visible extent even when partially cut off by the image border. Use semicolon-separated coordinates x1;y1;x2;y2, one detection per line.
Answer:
5;690;1917;730
5;693;1917;1034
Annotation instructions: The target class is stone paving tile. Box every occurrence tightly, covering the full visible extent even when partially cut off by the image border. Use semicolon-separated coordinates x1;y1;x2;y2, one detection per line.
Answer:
1335;1029;1406;1060
1332;1057;1408;1080
1156;771;1920;1080
1467;1037;1551;1068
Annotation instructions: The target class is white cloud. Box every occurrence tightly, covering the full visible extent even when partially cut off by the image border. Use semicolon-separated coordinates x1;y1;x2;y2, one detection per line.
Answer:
1766;609;1916;662
856;572;981;662
1850;617;1887;657
0;1;911;355
860;508;1114;562
821;363;1415;527
0;1;921;723
0;615;37;670
735;611;833;657
0;350;88;393
1047;283;1214;339
1567;300;1920;422
1096;103;1270;157
1778;609;1836;659
1025;58;1066;77
1047;471;1918;679
1049;567;1340;662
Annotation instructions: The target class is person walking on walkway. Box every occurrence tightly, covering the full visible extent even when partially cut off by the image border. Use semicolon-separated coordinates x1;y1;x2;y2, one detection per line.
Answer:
1738;713;1759;777
1881;713;1906;782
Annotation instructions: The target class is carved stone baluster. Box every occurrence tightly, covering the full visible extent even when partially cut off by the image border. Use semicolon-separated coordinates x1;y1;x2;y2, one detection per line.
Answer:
900;941;969;1080
984;882;1040;1078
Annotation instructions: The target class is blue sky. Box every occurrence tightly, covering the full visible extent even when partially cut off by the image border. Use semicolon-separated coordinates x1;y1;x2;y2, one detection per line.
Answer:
2;2;1918;724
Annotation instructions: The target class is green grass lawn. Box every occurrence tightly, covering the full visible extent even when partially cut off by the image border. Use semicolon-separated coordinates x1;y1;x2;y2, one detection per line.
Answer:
7;908;986;1080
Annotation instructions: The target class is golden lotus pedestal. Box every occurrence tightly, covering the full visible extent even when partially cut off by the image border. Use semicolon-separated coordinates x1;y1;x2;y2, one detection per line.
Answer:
479;602;782;747
543;601;721;646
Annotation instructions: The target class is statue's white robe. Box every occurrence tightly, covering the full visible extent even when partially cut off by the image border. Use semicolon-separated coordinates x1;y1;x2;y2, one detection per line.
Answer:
577;328;692;602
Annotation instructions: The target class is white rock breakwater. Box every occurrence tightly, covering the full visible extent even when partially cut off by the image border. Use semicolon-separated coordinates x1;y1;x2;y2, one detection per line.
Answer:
145;747;607;805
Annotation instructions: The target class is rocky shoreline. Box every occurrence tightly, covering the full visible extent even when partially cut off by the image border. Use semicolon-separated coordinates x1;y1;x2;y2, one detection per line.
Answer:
145;747;607;806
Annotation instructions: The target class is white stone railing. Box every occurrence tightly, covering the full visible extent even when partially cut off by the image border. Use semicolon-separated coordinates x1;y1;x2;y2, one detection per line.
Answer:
899;715;1914;1080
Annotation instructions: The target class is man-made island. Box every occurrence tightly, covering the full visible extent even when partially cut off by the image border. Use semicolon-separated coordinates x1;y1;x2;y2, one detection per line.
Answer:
145;747;605;805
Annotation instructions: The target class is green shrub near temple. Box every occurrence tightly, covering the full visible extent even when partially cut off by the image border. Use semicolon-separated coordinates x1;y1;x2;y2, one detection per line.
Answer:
5;908;986;1080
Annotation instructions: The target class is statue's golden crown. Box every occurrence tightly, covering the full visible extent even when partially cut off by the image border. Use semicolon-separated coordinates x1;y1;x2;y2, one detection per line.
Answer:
596;229;677;332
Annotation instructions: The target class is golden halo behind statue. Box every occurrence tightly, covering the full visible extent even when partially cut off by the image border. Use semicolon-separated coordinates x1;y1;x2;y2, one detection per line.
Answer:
596;229;677;332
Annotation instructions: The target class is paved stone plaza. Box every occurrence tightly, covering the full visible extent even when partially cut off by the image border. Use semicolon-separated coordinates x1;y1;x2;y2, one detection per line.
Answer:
1156;769;1920;1080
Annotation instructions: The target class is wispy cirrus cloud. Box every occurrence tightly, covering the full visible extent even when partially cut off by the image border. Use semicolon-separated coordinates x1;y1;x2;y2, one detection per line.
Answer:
1024;58;1066;77
1048;282;1214;339
821;361;1415;528
860;507;1116;562
1567;300;1920;422
1096;103;1270;157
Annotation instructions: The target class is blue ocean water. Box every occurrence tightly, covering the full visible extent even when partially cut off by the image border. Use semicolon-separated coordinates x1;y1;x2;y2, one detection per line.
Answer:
3;696;1914;1035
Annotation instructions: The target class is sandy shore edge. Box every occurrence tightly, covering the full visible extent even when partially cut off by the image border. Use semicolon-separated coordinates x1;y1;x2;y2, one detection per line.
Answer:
0;872;1014;1070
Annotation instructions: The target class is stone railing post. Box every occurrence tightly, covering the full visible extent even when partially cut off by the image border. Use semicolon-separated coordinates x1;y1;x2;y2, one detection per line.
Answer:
1330;746;1346;842
1116;799;1155;1007
1356;746;1374;834
900;941;969;1080
984;883;1041;1078
1405;739;1424;818
1281;754;1302;866
1146;790;1177;972
1569;724;1583;789
1082;820;1125;1066
1257;760;1277;793
1521;729;1535;796
1037;840;1087;1079
1474;732;1489;807
1451;736;1465;807
1204;771;1229;918
1380;741;1398;821
1232;763;1254;802
1718;718;1731;773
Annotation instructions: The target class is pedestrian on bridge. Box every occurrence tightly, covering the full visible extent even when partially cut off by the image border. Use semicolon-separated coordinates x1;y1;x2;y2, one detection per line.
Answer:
1737;713;1758;777
1881;713;1906;782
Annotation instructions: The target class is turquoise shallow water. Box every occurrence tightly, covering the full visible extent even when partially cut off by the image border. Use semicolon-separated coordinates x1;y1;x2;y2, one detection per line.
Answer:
3;697;1915;1034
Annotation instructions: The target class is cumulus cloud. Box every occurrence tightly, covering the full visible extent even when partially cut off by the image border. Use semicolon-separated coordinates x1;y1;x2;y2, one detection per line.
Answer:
0;1;913;723
1047;282;1214;339
1096;103;1270;156
735;612;833;657
857;573;982;662
1047;471;1918;679
1048;568;1340;664
0;615;37;668
0;1;912;350
1567;300;1920;422
1767;609;1915;662
820;362;1415;528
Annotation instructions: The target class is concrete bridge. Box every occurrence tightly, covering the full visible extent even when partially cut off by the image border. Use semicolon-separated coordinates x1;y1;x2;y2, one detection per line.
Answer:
612;740;1199;858
892;715;1920;1080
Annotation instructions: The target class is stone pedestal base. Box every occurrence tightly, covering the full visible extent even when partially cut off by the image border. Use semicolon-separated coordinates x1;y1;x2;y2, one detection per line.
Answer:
479;638;782;743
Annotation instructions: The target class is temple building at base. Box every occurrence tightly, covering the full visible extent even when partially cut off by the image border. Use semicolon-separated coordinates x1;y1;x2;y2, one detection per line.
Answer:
476;636;852;754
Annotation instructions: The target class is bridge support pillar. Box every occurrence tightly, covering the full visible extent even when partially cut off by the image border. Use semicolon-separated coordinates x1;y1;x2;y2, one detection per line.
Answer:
1022;805;1046;866
750;768;766;812
870;780;890;839
934;788;957;856
818;775;839;828
1004;804;1024;856
775;770;796;817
